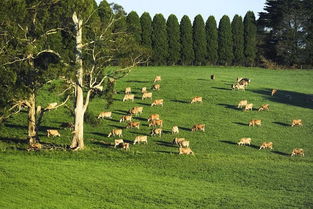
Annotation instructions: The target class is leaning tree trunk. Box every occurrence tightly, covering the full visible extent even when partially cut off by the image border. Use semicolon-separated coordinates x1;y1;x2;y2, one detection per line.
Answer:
28;93;38;145
70;12;85;150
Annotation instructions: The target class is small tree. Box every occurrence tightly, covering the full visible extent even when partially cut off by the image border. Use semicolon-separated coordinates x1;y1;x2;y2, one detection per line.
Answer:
166;14;181;65
205;16;218;65
151;14;168;65
180;15;194;65
218;15;233;66
193;15;207;65
232;15;244;65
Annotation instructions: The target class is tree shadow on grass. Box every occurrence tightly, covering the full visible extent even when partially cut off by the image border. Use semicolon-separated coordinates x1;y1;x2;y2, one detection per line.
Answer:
271;150;290;157
212;86;231;91
272;122;290;127
0;136;28;144
233;122;248;126
218;104;238;110
156;140;175;148
251;88;313;109
170;99;189;104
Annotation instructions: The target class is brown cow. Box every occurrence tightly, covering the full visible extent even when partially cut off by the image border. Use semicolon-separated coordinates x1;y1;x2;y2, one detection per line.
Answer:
191;96;203;104
108;129;123;137
97;111;112;119
244;103;253;111
237;137;251;146
126;121;140;129
237;100;248;109
151;99;164;107
291;148;304;157
147;114;160;122
172;126;179;134
179;147;194;155
114;139;124;148
258;104;270;111
142;92;152;100
173;138;186;145
141;87;147;93
47;129;61;137
151;128;162;137
271;89;277;96
152;84;160;91
154;76;161;83
291;119;302;127
119;115;132;123
123;94;135;102
125;87;131;94
249;119;262;127
129;107;143;115
133;136;148;144
191;124;205;132
149;119;163;127
178;140;190;148
27;143;43;151
259;142;273;150
122;142;130;151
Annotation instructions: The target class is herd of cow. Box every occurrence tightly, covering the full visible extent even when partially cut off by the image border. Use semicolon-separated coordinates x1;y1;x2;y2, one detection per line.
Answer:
43;75;304;157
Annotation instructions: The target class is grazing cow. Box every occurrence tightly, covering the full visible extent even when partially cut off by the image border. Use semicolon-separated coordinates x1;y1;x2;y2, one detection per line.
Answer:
149;119;163;127
291;119;302;127
97;111;112;119
249;119;262;127
108;129;123;137
141;87;147;93
258;104;270;111
122;142;130;151
123;94;135;102
237;137;251;146
114;139;124;148
271;89;277;96
191;96;203;104
125;87;131;94
151;128;162;137
126;121;140;129
45;102;57;110
291;148;304;157
47;129;60;137
191;124;205;132
173;138;186;145
211;74;215;80
147;114;160;122
129;107;143;115
119;115;132;123
27;143;43;151
244;103;253;111
259;142;273;150
154;76;161;83
133;136;148;144
152;84;160;91
179;140;190;148
232;83;246;91
142;92;152;100
238;79;250;87
151;99;164;107
236;77;243;82
238;100;248;108
172;126;179;134
179;147;194;155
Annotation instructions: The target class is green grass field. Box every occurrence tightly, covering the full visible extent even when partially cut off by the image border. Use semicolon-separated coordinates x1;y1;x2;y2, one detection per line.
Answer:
1;66;313;209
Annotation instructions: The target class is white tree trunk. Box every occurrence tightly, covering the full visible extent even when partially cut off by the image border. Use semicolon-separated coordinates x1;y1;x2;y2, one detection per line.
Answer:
28;93;38;145
70;12;85;150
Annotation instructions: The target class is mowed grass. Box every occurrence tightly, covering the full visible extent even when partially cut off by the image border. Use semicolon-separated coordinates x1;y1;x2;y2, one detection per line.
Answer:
0;66;313;209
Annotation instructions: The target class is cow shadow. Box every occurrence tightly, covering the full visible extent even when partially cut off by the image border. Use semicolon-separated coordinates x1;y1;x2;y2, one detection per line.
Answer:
91;140;112;148
170;99;189;104
90;132;107;137
233;122;247;126
197;78;208;81
212;87;231;91
218;104;238;110
272;122;290;127
136;102;150;106
133;117;146;122
109;125;125;129
155;150;175;155
271;150;290;157
126;80;149;83
251;88;313;109
114;110;129;114
156;140;175;148
178;126;191;131
219;140;237;145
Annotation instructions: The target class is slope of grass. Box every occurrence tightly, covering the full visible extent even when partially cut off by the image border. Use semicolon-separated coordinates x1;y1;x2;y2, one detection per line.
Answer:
1;66;313;209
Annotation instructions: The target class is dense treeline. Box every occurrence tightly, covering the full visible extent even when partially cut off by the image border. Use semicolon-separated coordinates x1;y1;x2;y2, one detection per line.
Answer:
125;0;312;68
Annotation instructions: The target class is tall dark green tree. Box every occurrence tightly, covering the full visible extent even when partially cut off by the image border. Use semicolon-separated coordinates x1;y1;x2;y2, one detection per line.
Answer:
304;0;313;66
193;15;207;65
231;15;244;65
244;11;257;66
180;15;194;65
218;15;233;65
205;16;218;65
126;11;141;43
151;14;168;65
166;14;181;65
140;12;152;49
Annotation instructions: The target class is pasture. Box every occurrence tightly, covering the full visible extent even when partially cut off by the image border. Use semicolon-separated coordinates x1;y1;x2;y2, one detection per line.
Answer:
1;66;313;209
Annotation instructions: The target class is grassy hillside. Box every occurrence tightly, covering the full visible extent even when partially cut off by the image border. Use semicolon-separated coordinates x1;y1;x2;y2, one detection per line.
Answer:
1;66;313;209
